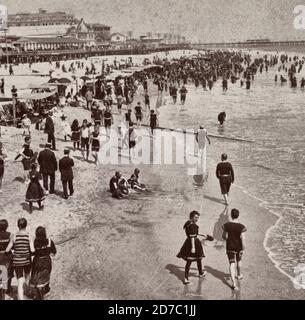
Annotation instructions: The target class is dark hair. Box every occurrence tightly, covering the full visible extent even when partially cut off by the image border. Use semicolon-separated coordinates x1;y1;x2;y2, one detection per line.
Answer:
221;153;228;161
231;209;240;220
64;149;70;155
0;219;8;232
34;226;48;248
17;218;27;229
71;119;79;131
189;210;200;220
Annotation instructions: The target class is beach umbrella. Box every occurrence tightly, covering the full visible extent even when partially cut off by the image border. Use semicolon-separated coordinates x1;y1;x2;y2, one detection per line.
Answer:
80;76;91;81
48;78;59;83
58;78;72;84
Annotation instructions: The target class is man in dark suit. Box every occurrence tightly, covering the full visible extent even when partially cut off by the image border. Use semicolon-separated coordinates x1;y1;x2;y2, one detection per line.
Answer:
59;149;74;199
44;111;56;150
38;143;57;194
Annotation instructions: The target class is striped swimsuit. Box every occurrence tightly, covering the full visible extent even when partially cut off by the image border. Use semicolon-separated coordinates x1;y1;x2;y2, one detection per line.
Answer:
12;232;31;267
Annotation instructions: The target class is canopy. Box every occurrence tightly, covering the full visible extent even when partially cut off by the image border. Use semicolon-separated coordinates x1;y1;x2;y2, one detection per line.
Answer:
18;90;56;100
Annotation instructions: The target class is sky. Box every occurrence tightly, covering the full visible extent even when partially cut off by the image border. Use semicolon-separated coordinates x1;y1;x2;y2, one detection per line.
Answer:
1;0;305;42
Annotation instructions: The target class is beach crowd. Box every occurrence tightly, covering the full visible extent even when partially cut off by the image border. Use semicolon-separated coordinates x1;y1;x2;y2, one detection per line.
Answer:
0;47;302;299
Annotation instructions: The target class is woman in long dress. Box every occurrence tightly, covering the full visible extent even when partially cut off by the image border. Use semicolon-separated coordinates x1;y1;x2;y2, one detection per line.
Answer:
25;164;45;213
177;211;213;284
30;226;56;300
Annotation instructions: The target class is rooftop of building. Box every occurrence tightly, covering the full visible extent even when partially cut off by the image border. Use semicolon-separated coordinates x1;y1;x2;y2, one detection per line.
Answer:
15;36;86;43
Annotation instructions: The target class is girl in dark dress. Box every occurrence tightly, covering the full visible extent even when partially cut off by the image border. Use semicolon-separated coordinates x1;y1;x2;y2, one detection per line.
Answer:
30;227;56;300
25;164;45;213
71;119;80;150
177;211;213;284
15;138;35;184
0;219;13;297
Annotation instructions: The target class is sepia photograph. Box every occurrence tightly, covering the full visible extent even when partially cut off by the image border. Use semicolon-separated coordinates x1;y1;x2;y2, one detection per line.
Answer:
0;0;305;304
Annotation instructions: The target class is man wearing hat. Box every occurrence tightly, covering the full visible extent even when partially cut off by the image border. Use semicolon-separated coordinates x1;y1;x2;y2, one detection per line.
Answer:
59;149;74;200
44;111;56;150
38;143;58;195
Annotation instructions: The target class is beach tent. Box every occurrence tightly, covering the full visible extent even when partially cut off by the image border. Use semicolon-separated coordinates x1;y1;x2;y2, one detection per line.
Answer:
18;90;57;100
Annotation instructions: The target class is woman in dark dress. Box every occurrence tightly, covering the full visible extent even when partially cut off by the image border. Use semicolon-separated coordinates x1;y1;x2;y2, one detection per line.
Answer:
30;226;56;300
71;119;80;150
14;137;35;184
177;211;213;284
25;164;45;213
0;219;13;297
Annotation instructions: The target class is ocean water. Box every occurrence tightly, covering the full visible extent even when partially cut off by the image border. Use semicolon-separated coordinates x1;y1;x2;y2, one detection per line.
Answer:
158;51;305;280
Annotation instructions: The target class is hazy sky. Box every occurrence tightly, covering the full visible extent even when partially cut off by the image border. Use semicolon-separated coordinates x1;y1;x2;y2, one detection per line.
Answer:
1;0;305;42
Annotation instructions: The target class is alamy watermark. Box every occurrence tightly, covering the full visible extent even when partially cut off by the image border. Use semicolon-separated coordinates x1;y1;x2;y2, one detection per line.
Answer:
0;5;8;30
293;263;305;290
97;123;208;176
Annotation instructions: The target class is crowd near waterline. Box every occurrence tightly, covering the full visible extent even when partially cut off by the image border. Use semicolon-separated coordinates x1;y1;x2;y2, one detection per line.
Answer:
0;48;304;299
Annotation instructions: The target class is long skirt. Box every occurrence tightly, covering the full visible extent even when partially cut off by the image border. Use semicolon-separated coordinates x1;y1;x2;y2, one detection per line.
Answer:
26;181;45;203
30;256;52;288
177;237;204;261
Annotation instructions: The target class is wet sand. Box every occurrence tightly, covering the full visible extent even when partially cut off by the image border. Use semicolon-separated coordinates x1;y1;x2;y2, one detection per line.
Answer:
1;52;305;299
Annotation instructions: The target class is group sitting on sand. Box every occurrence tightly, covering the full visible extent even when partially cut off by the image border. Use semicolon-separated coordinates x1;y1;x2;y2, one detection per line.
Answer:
109;168;146;199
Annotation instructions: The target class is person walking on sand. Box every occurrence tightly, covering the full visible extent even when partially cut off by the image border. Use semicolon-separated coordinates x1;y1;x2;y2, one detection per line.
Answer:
177;211;213;285
104;105;113;138
71;119;81;150
30;226;56;300
38;143;58;195
44;111;56;150
59;149;74;199
0;143;6;193
14;136;35;184
21;114;31;137
150;110;158;135
80;120;90;161
222;208;247;290
25;163;45;213
85;88;94;111
5;218;34;300
0;219;13;295
216;153;235;205
90;125;100;164
134;102;143;128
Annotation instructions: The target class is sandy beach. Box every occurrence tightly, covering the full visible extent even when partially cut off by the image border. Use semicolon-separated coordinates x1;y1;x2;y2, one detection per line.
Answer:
1;50;305;300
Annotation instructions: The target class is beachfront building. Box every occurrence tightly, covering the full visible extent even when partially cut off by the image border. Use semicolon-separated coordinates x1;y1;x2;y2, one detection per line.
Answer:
140;36;163;49
15;37;86;52
110;33;127;43
67;19;111;47
90;23;111;43
6;8;78;38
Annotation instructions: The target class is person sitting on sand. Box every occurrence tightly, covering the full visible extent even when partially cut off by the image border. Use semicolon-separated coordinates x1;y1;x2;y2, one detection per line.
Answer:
222;208;247;290
109;171;125;199
118;176;130;196
128;168;146;192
